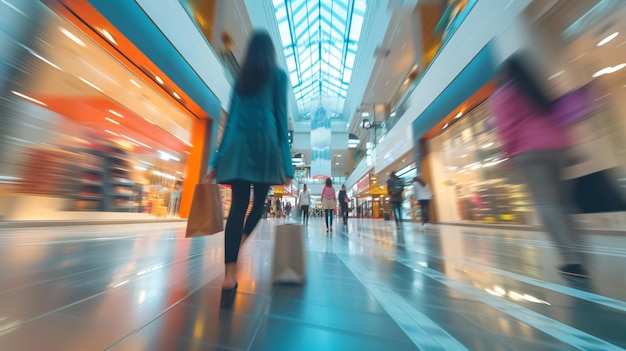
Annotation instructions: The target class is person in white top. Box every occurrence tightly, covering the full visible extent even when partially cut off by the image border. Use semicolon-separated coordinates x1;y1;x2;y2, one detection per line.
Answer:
413;176;432;226
298;184;312;225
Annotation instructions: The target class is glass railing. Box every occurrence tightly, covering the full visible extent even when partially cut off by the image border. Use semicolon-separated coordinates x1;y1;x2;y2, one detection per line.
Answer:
375;0;478;145
179;0;239;83
296;176;347;186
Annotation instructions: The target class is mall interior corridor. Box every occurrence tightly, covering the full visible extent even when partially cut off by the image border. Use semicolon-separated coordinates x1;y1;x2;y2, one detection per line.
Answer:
0;218;624;350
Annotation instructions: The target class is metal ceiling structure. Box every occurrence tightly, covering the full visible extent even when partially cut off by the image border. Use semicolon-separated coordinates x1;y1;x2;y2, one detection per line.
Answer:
273;0;366;119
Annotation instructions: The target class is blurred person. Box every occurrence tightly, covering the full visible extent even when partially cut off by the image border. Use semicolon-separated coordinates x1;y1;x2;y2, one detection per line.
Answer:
275;199;282;219
321;177;337;232
490;54;586;278
207;31;293;290
298;184;311;225
387;171;404;228
285;201;292;218
338;184;349;225
263;198;270;219
413;176;432;227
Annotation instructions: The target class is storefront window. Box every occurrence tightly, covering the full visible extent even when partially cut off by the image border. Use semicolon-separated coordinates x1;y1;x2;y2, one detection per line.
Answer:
0;3;191;220
432;102;532;224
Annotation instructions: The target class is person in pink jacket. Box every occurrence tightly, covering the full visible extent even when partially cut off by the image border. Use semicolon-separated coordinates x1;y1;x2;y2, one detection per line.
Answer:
490;54;586;278
321;177;337;232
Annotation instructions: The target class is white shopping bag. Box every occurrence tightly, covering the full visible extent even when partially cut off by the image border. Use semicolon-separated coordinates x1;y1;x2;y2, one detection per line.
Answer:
272;223;306;284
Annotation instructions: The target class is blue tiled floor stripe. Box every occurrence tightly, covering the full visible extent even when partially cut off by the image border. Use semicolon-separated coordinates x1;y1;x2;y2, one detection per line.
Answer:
451;259;626;313
394;256;625;351
339;254;470;351
353;229;626;313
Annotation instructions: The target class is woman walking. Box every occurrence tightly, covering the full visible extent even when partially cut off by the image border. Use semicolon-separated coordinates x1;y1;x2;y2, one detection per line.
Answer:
207;31;293;290
413;176;432;227
490;54;586;278
299;184;311;225
321;178;336;232
338;184;349;225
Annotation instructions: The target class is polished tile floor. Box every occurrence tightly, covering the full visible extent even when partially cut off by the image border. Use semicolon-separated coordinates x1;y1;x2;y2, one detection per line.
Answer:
0;217;624;350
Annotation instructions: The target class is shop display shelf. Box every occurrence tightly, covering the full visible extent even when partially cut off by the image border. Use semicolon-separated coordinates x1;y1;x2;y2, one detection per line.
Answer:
110;192;134;197
111;181;134;187
80;179;103;186
76;194;102;200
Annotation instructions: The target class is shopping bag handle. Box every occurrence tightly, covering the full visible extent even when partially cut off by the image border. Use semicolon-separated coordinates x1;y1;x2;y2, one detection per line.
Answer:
203;169;217;184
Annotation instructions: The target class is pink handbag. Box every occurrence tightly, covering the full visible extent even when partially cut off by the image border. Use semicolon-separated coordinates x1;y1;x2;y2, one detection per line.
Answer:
551;87;596;126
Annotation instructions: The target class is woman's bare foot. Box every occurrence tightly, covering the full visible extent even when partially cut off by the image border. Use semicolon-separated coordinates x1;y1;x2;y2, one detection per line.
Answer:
222;263;238;290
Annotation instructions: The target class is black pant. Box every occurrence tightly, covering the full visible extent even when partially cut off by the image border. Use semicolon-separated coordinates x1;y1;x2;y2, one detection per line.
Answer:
324;209;333;228
300;205;309;224
224;181;270;263
391;201;403;224
340;204;348;224
419;199;430;224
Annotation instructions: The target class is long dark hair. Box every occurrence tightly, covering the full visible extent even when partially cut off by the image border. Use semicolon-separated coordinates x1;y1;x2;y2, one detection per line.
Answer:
325;178;332;187
236;31;276;96
499;55;553;112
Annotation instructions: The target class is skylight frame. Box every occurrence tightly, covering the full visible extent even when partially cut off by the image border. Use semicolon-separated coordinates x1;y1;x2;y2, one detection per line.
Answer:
274;0;366;116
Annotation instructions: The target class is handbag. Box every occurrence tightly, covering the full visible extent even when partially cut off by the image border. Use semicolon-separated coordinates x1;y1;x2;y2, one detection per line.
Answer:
551;86;596;126
185;183;225;237
565;168;626;214
272;223;306;284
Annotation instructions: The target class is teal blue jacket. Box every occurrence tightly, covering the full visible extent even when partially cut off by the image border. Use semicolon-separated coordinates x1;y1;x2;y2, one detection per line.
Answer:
210;70;293;185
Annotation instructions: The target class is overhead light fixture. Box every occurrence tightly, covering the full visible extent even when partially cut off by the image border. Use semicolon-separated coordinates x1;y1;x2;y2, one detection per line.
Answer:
60;27;86;47
144;118;156;125
105;130;119;136
155;76;164;84
11;91;46;106
79;77;103;92
99;28;117;45
159;150;180;161
335;162;340;165
390;112;396;117
455;112;463;118
547;70;565;80
173;92;181;99
442;123;449;130
598;32;619;46
173;134;193;147
105;117;119;125
130;79;141;88
361;112;370;117
121;134;152;149
592;63;626;78
109;110;124;118
20;44;62;71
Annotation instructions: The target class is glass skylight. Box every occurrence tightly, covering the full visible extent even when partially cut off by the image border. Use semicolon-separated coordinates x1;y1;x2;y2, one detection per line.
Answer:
273;0;366;117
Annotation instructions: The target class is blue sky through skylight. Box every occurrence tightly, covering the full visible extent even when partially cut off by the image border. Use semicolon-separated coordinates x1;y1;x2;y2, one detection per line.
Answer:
273;0;366;117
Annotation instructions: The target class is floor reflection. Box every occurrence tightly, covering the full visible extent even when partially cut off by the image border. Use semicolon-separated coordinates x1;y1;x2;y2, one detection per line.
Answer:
0;219;623;350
